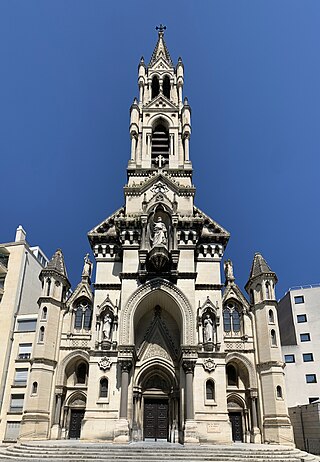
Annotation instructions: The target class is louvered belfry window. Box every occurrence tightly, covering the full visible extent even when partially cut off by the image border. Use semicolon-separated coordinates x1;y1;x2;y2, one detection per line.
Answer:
151;124;169;167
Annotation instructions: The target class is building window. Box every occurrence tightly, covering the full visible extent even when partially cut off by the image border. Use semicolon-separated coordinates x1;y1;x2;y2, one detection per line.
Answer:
268;309;275;324
99;378;108;398
17;343;32;360
276;386;283;399
297;314;307;323
309;397;319;404
206;380;215;401
163;75;170;99
151;76;160;99
4;422;20;442
306;374;317;384
74;301;92;330
271;329;277;346
300;333;311;342
31;382;38;395
303;353;314;362
284;354;295;363
151;124;169;167
38;326;45;343
9;394;24;413
14;368;28;386
226;364;238;387
17;319;37;332
294;295;304;304
75;363;87;384
41;307;47;320
266;282;271;299
46;278;51;296
223;303;241;334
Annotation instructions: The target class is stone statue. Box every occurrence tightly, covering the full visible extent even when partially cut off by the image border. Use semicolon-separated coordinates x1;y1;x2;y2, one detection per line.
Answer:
203;314;214;342
224;259;235;284
82;253;93;278
152;217;167;247
102;313;113;340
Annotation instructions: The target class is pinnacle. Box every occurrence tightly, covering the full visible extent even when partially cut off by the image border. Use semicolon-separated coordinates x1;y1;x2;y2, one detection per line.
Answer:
249;252;274;279
149;27;173;67
46;248;68;278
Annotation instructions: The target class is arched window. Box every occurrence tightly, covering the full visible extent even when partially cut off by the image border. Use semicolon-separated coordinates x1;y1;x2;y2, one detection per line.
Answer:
276;385;283;399
151;124;169;167
83;306;92;329
227;364;238;387
232;310;240;332
46;278;51;296
223;309;231;332
163;75;170;99
74;301;92;330
41;307;47;320
268;309;275;324
250;289;254;304
100;378;108;398
271;329;277;346
38;326;45;342
76;362;87;384
206;380;215;401
266;282;271;299
31;382;38;395
151;76;160;99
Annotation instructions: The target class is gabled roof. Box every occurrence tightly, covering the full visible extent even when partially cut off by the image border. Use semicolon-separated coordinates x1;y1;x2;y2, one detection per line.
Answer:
149;30;173;67
249;252;274;279
222;283;250;311
46;249;68;278
144;93;178;110
66;280;93;309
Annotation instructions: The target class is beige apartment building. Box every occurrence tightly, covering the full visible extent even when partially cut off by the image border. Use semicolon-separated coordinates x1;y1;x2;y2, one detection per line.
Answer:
0;226;48;441
0;29;293;446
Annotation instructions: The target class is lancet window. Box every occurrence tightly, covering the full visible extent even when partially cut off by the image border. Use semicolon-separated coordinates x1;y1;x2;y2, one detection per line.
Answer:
151;76;160;99
223;302;241;335
151;124;169;167
74;300;92;330
163;75;170;98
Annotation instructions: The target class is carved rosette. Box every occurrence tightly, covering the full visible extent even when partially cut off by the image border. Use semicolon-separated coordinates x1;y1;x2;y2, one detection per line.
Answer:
203;358;216;372
98;356;111;371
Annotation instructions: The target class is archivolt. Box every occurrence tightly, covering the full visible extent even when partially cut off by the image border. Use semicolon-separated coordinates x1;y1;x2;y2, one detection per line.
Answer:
226;351;257;389
120;278;195;345
55;350;90;386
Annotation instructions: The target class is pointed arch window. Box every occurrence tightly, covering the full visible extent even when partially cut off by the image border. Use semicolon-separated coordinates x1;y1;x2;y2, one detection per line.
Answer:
31;382;38;395
268;309;275;324
151;124;169;167
271;329;277;346
163;75;170;99
266;282;271;299
46;278;51;296
99;378;108;398
276;385;283;399
74;301;92;330
38;326;45;343
41;307;47;320
223;302;241;335
151;76;160;99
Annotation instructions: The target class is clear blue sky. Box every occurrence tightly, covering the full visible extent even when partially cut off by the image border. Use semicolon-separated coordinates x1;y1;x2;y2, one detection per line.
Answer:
1;1;319;298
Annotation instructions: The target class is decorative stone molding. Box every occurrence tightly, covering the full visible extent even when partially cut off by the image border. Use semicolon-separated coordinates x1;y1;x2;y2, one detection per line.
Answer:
120;278;195;345
98;357;111;371
182;359;196;374
256;361;285;371
94;284;121;290
195;284;223;290
203;358;216;372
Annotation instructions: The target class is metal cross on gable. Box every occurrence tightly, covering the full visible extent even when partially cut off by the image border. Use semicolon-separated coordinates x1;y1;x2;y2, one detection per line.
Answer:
156;24;166;34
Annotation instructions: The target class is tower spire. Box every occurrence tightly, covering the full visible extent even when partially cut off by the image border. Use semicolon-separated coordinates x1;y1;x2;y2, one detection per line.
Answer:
149;24;173;66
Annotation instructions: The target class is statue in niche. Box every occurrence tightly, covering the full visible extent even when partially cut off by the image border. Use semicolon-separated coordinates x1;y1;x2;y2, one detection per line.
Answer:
102;313;113;340
203;314;214;343
82;253;93;278
152;217;167;248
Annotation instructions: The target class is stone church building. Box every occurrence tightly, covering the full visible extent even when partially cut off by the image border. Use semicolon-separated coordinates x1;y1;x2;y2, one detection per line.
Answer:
4;29;294;445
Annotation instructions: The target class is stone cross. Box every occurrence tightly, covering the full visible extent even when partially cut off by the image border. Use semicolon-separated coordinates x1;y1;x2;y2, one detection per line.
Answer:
156;155;165;168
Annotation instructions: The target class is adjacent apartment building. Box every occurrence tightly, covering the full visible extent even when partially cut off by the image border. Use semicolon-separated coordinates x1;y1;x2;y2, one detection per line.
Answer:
278;285;320;407
0;226;48;441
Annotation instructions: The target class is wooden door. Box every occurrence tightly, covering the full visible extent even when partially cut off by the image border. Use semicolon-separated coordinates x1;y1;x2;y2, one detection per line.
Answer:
69;409;85;439
229;412;243;442
144;399;168;441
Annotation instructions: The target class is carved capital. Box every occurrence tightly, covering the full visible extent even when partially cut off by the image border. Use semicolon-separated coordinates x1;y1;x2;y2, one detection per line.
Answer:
182;360;196;374
120;360;132;373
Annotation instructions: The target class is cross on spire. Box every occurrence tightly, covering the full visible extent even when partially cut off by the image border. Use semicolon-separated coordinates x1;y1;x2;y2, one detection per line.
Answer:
156;24;166;34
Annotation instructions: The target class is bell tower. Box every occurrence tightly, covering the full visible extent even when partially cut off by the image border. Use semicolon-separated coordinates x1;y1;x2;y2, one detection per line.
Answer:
129;24;191;172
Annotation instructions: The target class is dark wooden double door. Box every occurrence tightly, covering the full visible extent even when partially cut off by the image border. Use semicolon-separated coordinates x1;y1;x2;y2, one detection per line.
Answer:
229;412;243;442
69;409;85;439
144;399;169;441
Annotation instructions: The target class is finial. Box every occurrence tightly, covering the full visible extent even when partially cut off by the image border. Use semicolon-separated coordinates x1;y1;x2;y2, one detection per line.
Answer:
140;56;144;63
156;24;166;35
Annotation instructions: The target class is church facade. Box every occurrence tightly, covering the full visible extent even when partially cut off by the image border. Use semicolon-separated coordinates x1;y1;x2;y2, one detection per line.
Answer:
10;29;293;445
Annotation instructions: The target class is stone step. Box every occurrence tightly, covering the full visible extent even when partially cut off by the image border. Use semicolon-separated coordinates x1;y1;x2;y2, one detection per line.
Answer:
0;443;317;462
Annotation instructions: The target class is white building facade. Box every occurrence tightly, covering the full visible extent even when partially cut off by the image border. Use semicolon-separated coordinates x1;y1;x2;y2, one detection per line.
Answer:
0;29;293;446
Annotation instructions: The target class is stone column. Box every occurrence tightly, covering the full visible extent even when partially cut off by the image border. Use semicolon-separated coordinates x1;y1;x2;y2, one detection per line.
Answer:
54;393;62;425
130;134;137;161
183;360;195;420
249;389;261;443
182;359;199;443
119;360;132;418
184;134;190;161
170;134;174;156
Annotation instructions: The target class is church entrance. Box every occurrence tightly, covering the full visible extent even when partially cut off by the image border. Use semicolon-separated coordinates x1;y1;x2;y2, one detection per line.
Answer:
144;398;169;441
69;409;85;439
229;412;243;442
